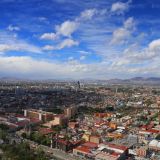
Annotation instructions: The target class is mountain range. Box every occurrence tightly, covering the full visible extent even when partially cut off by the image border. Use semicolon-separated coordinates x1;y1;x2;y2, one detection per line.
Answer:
0;76;160;85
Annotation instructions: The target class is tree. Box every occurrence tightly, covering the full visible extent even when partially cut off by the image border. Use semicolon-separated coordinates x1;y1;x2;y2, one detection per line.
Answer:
0;124;9;131
0;129;7;141
156;134;160;140
21;132;27;139
0;142;49;160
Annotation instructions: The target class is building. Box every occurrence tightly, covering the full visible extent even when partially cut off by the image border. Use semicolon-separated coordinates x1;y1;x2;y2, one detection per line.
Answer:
109;122;117;129
64;107;76;118
89;135;101;144
53;139;82;152
97;143;128;160
95;152;121;160
136;146;148;158
149;139;160;151
53;114;68;126
24;109;54;122
107;132;123;139
43;114;68;127
94;113;112;118
68;122;79;129
73;142;98;159
82;134;90;142
38;127;54;136
73;142;128;160
55;139;72;152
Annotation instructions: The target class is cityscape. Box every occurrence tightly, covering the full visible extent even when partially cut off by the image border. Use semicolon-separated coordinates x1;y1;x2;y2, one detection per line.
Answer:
0;79;160;160
0;0;160;160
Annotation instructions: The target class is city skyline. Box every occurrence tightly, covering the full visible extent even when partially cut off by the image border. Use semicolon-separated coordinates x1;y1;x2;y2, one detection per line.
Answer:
0;0;160;79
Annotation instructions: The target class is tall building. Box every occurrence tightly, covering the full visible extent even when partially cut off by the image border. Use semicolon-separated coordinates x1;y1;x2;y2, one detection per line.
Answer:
64;106;76;118
15;86;25;96
77;81;80;89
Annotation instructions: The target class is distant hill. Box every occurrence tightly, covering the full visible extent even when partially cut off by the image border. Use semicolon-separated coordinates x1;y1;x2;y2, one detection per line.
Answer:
0;77;30;82
130;77;160;81
81;77;160;85
0;76;160;85
107;77;160;85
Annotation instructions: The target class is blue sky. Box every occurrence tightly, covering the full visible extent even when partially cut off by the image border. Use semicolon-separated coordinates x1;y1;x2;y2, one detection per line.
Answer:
0;0;160;79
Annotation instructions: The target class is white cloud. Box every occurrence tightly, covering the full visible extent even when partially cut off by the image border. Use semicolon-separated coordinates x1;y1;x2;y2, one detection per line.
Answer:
111;17;135;44
80;55;86;60
43;45;55;51
38;17;48;22
0;43;41;53
1;53;160;79
111;1;131;14
124;17;135;29
130;39;160;61
57;39;79;49
56;20;79;37
7;25;20;31
40;33;57;40
0;56;90;79
149;39;160;51
68;56;74;61
79;9;97;20
42;39;79;50
40;8;102;53
79;50;91;55
0;31;42;54
40;8;99;43
0;44;14;52
111;28;130;44
111;38;160;68
40;20;79;42
111;2;127;13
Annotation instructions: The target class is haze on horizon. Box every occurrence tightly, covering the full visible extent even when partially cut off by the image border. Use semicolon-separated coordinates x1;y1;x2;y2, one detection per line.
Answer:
0;0;160;80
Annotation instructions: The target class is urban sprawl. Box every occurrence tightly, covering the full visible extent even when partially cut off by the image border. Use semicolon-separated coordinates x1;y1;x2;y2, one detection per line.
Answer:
0;81;160;160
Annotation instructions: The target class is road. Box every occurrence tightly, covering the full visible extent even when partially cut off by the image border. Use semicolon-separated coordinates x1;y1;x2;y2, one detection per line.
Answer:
7;132;83;160
23;139;83;160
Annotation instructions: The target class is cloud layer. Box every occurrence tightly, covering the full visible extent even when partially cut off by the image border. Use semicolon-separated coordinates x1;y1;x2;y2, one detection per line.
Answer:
0;0;160;79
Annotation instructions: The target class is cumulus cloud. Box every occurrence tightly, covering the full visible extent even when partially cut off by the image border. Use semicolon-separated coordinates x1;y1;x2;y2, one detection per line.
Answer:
40;8;99;51
111;38;160;68
1;54;160;80
0;43;41;53
40;20;78;42
124;17;135;29
40;20;79;42
56;20;79;37
111;0;132;14
79;50;91;55
55;9;99;37
7;24;20;31
43;45;55;51
68;56;74;61
79;9;97;20
111;28;130;44
111;17;135;44
0;31;42;54
0;44;14;52
129;39;160;61
0;56;90;79
80;55;86;60
40;33;57;40
149;39;160;51
42;39;79;51
58;39;79;49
